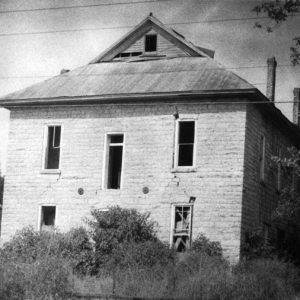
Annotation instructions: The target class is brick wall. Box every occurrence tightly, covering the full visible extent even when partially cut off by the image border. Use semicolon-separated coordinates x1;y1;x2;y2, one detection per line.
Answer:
1;100;247;262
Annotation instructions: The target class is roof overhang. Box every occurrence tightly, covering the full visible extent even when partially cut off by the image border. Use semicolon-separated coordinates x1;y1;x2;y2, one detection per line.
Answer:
0;89;257;107
1;88;300;145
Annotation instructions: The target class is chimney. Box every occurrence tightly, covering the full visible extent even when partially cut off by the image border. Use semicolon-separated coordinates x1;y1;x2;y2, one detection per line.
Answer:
266;57;277;102
293;88;300;125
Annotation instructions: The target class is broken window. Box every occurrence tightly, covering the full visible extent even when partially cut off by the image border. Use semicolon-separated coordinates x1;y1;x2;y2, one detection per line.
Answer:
172;205;192;251
40;206;56;231
106;134;124;189
45;126;61;169
145;34;157;52
259;134;266;181
176;121;195;167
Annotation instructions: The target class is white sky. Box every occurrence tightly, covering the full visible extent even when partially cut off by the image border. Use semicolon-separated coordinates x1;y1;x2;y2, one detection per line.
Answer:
0;0;299;173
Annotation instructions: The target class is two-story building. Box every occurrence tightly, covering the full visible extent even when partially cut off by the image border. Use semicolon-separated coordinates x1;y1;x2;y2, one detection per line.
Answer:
0;14;299;262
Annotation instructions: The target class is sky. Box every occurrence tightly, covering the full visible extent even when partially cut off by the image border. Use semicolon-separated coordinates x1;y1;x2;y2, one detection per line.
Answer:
0;0;299;173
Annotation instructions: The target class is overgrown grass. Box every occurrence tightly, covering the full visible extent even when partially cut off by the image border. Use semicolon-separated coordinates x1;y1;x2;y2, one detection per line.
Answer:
0;206;299;299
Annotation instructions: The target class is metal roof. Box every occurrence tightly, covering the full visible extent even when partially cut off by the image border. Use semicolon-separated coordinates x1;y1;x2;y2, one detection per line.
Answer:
0;57;254;102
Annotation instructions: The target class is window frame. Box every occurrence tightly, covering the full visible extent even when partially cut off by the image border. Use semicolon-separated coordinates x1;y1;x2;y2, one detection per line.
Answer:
144;34;157;53
174;119;197;170
170;203;193;251
102;132;125;190
41;124;63;173
37;204;57;231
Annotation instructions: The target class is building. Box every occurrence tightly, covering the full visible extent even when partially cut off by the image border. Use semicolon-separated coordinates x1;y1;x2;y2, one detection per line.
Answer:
0;14;299;262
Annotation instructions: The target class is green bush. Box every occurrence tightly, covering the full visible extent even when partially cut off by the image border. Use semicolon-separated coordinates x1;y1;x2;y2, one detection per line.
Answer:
0;226;94;274
87;206;158;271
0;258;73;300
111;240;175;269
191;233;223;258
241;229;275;259
0;263;26;300
113;253;300;300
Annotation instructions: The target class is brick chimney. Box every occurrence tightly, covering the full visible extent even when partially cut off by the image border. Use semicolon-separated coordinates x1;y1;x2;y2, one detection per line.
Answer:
266;57;277;102
293;88;300;125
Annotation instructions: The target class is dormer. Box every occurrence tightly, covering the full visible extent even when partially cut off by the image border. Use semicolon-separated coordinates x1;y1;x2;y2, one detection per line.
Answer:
90;13;214;63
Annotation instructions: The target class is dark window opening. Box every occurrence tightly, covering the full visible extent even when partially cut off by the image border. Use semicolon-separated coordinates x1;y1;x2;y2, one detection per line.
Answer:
107;134;124;189
41;206;56;230
177;121;195;166
145;34;157;52
114;52;142;59
173;206;192;252
45;126;61;169
120;53;130;57
132;52;142;56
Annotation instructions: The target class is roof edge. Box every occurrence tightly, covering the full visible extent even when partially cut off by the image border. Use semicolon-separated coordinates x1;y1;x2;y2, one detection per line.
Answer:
89;14;211;63
0;89;258;107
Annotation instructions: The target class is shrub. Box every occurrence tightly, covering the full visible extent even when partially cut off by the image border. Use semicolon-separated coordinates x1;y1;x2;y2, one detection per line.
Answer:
0;263;26;300
25;257;73;299
113;254;300;300
111;240;175;269
241;229;275;259
0;226;94;275
191;233;223;258
232;258;300;300
87;206;158;271
0;258;73;300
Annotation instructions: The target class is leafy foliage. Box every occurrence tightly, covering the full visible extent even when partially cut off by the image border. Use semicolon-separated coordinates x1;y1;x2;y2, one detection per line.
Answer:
0;258;72;300
253;0;300;65
272;146;300;220
111;240;175;269
191;233;223;258
0;226;94;274
241;228;275;259
87;206;158;271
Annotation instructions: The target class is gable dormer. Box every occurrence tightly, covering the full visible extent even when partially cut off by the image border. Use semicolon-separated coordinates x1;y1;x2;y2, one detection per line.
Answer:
90;14;214;63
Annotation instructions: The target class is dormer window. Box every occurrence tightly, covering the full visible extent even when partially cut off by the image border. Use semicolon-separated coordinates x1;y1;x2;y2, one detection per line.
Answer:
145;34;157;52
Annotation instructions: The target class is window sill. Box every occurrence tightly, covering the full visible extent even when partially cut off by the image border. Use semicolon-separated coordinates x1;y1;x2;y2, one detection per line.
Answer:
171;167;197;173
40;169;61;175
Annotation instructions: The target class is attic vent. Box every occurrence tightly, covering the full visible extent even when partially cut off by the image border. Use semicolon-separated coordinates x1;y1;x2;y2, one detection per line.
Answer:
114;52;142;59
145;34;157;52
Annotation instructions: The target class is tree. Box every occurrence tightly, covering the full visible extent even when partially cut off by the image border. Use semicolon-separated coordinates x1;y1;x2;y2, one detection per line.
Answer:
272;147;300;221
253;0;300;65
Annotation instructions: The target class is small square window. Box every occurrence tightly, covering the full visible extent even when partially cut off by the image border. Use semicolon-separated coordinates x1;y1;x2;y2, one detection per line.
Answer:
40;206;56;231
145;34;157;52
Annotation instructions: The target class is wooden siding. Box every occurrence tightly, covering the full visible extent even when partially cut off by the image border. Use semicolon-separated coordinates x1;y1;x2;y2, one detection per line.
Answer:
120;29;188;57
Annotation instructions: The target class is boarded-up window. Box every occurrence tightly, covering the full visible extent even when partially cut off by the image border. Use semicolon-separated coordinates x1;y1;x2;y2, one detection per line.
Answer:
172;205;192;251
145;34;157;52
41;206;56;231
45;126;61;169
106;134;124;189
177;121;195;167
